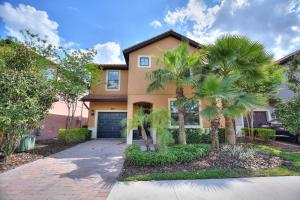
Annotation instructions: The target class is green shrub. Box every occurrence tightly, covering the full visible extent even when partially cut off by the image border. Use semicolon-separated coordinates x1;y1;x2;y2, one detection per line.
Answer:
58;129;67;143
241;128;276;142
58;128;90;144
125;144;210;167
157;129;174;152
256;128;276;142
170;128;224;144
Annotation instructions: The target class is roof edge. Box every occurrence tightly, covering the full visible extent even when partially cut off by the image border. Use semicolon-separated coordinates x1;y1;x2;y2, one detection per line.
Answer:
122;30;201;64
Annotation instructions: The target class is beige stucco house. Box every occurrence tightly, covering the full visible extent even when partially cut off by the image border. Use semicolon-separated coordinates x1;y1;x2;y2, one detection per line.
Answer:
82;30;211;144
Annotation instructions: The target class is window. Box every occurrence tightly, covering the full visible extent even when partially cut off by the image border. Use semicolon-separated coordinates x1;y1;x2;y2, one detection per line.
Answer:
106;70;120;90
138;56;151;68
169;99;200;127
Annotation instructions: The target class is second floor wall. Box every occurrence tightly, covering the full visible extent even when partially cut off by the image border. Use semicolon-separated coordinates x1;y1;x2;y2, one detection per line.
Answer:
90;69;128;95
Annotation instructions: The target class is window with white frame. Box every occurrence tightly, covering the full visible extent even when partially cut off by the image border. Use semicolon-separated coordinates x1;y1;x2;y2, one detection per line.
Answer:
106;70;120;90
169;100;200;127
138;56;151;68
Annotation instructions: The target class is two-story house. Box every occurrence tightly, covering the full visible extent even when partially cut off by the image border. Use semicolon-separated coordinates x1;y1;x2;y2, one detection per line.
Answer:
82;30;211;144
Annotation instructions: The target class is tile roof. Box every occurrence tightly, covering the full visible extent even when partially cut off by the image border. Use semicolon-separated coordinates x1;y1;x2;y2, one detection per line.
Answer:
81;94;127;102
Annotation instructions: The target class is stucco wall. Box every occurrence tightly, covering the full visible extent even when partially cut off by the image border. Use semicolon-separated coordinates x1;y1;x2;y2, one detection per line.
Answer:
127;36;197;96
88;101;127;128
90;70;128;95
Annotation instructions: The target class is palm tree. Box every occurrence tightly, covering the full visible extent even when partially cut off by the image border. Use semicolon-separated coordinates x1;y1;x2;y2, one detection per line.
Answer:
147;42;205;144
205;35;273;144
196;75;264;150
127;108;151;151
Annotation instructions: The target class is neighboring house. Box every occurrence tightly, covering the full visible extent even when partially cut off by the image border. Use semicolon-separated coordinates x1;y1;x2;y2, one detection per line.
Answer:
82;30;212;144
235;49;299;134
37;100;88;140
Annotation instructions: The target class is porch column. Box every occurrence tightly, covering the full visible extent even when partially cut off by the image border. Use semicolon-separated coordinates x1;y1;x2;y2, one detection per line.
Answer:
126;102;133;144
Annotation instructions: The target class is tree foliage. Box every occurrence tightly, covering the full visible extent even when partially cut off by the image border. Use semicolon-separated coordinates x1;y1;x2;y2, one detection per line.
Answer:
196;75;264;149
275;94;300;135
147;42;205;144
0;39;56;159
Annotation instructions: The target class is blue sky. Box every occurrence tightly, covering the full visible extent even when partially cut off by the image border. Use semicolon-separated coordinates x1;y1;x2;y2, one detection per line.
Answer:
0;0;299;63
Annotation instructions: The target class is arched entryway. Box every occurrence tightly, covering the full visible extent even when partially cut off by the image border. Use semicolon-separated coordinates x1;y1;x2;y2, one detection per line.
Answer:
132;102;153;140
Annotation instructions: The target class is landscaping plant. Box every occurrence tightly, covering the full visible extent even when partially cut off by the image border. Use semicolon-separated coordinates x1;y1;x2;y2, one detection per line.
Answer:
0;38;56;160
275;94;300;139
146;42;205;144
205;35;282;144
196;75;263;149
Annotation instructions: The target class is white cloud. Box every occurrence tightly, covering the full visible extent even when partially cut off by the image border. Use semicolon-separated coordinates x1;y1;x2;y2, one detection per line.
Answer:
150;20;162;28
164;0;300;59
0;2;60;46
93;42;124;64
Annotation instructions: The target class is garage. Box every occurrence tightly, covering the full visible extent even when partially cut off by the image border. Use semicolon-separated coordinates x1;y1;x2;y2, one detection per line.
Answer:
97;112;127;138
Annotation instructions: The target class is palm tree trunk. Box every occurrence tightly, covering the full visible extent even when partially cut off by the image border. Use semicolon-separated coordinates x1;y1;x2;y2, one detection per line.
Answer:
211;117;220;150
225;116;236;145
176;87;186;144
140;126;150;151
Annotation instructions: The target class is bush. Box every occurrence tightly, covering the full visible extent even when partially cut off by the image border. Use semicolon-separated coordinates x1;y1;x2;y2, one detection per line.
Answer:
157;129;174;152
125;144;210;167
170;128;225;144
241;128;276;142
256;128;276;142
58;128;91;144
222;145;256;160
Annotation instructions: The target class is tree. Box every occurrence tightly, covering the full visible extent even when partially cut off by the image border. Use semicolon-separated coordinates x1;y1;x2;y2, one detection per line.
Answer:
286;55;300;93
196;75;263;150
146;42;205;144
54;49;100;130
127;108;173;151
127;108;152;151
205;35;280;144
275;94;300;138
0;40;56;160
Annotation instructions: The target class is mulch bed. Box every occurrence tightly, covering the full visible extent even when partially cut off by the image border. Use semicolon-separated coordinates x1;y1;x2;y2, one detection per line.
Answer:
120;145;293;178
0;139;76;173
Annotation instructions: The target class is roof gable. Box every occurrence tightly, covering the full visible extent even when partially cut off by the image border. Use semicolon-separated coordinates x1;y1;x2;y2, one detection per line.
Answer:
122;30;201;64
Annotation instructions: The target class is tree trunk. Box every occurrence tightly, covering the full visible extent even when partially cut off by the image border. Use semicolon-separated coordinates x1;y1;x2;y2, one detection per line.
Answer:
225;116;236;145
176;87;186;144
140;126;150;151
211;117;220;150
249;109;254;141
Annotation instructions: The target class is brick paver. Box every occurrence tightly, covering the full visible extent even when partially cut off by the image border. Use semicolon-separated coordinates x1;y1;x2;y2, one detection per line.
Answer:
0;139;126;200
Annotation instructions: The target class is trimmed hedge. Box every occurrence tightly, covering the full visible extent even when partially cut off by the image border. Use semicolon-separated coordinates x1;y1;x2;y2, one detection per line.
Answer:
256;128;276;142
58;128;91;144
170;128;225;144
241;128;276;142
125;144;211;167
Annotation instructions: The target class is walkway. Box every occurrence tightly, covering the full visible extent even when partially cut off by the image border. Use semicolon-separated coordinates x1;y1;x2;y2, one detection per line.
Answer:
108;176;300;200
0;139;126;200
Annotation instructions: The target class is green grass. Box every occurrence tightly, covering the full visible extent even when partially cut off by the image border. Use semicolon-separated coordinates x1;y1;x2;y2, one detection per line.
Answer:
252;144;300;166
121;167;300;181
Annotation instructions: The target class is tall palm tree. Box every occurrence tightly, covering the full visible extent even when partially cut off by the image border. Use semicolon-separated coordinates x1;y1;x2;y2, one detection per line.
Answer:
147;42;205;144
205;35;273;144
196;75;264;150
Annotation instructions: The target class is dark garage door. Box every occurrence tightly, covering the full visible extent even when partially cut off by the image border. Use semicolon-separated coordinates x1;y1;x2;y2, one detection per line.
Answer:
97;112;127;138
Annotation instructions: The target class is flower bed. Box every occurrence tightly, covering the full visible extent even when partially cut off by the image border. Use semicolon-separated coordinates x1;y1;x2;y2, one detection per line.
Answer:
120;144;297;180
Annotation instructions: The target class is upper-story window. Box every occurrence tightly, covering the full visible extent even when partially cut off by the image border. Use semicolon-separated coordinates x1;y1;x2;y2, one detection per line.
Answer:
169;99;201;128
106;70;120;91
138;55;151;68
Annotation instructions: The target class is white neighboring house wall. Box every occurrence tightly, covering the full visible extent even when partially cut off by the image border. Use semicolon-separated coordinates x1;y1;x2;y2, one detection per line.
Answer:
235;108;274;136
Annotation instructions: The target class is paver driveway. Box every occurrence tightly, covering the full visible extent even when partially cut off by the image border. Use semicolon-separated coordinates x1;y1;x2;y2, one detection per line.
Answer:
0;139;127;200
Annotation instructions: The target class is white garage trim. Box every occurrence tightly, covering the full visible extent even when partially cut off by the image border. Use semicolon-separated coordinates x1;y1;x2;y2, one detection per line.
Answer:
93;110;127;139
